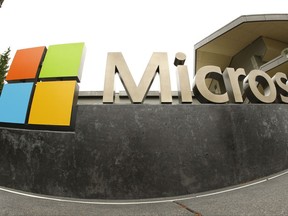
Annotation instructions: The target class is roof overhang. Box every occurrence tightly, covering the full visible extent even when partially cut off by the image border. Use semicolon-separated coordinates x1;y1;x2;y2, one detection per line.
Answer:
194;14;288;72
260;50;288;77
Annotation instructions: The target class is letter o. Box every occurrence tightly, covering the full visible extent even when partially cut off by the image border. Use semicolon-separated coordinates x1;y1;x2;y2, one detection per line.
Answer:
245;70;276;103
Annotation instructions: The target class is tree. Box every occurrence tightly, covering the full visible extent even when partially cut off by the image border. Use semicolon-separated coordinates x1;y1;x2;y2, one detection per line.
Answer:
0;47;11;94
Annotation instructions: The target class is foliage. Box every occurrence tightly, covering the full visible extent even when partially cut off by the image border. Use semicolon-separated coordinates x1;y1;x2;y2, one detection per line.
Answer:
0;47;11;94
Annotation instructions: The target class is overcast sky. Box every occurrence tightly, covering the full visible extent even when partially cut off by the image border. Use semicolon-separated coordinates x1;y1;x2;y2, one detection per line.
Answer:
1;0;288;91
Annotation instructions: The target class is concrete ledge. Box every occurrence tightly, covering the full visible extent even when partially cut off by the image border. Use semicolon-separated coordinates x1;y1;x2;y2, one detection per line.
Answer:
0;104;288;199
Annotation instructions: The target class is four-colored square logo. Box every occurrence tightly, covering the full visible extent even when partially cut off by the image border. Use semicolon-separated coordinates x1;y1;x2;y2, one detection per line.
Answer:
0;42;85;130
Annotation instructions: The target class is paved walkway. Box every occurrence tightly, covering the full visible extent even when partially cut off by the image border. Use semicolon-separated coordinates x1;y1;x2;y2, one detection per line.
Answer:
1;170;288;216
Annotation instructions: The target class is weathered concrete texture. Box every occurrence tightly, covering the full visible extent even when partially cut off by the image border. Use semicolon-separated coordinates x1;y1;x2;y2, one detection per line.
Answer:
0;104;288;199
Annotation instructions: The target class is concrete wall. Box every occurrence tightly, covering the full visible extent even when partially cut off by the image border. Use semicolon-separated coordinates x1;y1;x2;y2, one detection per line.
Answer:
0;104;288;199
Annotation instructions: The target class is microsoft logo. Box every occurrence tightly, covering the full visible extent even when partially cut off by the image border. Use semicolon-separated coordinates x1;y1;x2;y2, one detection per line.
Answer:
0;42;85;130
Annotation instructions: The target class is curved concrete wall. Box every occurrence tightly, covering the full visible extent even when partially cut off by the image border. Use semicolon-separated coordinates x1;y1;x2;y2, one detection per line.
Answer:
0;104;288;199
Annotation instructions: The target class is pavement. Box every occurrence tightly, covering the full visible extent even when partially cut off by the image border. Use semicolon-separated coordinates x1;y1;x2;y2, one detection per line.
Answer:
1;170;288;216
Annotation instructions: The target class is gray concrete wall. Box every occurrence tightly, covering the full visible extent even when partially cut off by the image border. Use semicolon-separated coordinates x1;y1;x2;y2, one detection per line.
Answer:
0;104;288;199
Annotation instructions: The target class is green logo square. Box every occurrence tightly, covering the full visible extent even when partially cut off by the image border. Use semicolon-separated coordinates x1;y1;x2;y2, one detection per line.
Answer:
39;42;85;82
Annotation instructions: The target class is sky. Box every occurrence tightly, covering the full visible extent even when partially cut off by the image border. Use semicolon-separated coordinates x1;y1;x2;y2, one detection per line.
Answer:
1;0;288;91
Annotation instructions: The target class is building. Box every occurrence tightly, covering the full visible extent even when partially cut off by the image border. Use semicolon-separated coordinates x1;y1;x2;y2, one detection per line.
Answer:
0;0;4;8
195;14;288;98
0;14;288;200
